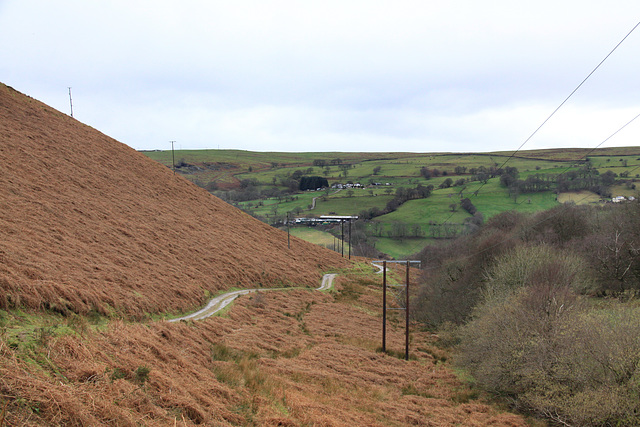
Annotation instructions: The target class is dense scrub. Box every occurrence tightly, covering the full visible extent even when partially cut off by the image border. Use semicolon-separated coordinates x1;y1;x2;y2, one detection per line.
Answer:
414;201;640;425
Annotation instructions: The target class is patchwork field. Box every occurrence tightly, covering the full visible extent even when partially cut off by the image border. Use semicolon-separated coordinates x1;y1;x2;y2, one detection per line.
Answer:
144;146;640;258
1;81;637;425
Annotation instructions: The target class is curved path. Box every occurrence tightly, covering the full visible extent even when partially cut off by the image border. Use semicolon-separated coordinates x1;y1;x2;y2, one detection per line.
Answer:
318;273;337;291
169;273;337;322
370;262;385;274
309;188;342;211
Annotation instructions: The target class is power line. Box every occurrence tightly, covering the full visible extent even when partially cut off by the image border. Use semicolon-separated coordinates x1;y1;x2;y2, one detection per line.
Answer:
474;19;640;196
419;113;640;270
350;21;640;259
424;19;640;243
532;111;640;191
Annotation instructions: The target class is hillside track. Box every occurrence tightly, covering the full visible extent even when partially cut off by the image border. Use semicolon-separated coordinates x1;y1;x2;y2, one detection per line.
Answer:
169;273;337;322
0;83;348;317
0;83;530;426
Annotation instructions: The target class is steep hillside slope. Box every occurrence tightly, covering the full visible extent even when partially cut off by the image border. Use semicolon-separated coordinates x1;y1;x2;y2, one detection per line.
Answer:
0;267;527;426
0;83;347;318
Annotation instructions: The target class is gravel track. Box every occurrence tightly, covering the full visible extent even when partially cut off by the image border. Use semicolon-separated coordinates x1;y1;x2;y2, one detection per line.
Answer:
169;273;337;322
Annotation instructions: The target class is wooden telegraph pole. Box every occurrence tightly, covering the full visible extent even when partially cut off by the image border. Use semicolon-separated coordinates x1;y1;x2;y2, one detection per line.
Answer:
68;87;73;118
405;261;410;361
382;261;387;353
318;216;357;258
170;141;176;174
287;212;291;249
341;220;344;257
378;260;420;360
348;218;352;260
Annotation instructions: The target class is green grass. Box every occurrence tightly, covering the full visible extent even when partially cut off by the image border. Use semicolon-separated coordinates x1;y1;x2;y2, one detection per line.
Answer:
373;237;432;259
379;195;470;224
372;178;560;238
288;227;349;253
470;181;559;218
142;148;640;258
143;149;640;178
312;193;393;216
238;193;318;217
557;191;602;205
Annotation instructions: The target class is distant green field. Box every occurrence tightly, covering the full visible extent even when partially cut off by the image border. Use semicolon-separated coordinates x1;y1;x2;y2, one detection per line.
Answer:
288;227;350;254
238;192;318;218
142;147;640;258
373;237;432;259
473;190;558;218
312;193;394;216
557;191;602;205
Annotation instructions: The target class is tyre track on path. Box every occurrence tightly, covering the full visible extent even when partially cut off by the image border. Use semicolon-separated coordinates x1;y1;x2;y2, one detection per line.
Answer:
169;273;337;322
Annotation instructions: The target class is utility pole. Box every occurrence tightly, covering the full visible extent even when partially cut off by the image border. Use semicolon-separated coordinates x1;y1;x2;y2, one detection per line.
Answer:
170;141;176;174
68;87;73;118
341;219;344;257
287;212;291;249
382;261;387;353
348;218;352;260
405;262;410;361
377;260;420;360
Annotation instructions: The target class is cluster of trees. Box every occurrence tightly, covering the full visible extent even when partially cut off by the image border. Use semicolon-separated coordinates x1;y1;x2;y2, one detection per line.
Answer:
422;164;528;187
312;158;343;167
366;221;425;240
459;197;477;215
420;167;447;179
214;178;300;203
299;176;328;191
215;170;331;203
414;202;640;425
385;184;433;212
499;164;619;199
556;165;617;197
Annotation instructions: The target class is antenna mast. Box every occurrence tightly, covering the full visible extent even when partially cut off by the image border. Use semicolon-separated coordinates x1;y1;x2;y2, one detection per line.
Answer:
170;141;176;174
68;87;74;118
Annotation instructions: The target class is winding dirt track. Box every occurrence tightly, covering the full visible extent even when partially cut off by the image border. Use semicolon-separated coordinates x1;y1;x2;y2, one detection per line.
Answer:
169;273;337;322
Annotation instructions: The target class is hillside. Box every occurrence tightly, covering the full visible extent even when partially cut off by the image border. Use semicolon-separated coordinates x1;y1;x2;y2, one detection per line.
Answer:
0;84;531;425
145;147;640;259
0;266;528;425
0;83;348;318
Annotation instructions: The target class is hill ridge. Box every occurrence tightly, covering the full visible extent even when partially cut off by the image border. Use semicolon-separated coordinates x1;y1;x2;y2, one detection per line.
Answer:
0;83;347;318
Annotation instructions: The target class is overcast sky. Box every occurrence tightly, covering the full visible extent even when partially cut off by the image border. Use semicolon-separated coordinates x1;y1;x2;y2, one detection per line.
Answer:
2;1;640;153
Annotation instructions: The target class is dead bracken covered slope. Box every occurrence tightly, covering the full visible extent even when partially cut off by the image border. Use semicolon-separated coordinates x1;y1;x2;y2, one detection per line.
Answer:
1;270;528;426
0;83;348;318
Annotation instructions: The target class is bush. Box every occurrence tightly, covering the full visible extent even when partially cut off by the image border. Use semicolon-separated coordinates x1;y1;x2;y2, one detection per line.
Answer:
299;176;328;191
414;203;640;425
459;197;476;215
483;244;596;302
458;284;640;426
413;258;480;327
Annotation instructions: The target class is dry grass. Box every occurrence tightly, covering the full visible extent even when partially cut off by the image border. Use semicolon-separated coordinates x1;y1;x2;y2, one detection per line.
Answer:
0;273;527;426
0;83;348;319
0;84;526;425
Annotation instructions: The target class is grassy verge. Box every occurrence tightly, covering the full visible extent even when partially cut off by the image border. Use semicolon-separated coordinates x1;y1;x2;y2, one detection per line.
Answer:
373;237;431;259
288;227;349;253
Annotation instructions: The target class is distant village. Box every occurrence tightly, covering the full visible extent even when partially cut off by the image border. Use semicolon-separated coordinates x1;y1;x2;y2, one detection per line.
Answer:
330;182;391;189
611;195;636;203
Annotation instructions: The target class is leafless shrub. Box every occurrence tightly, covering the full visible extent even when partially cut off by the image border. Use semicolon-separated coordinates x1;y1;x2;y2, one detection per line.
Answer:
458;285;640;426
483;244;596;304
